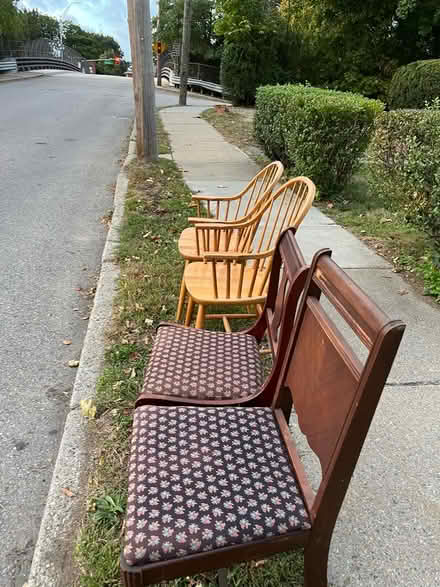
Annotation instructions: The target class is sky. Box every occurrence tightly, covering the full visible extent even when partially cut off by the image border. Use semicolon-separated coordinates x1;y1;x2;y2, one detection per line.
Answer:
18;1;158;60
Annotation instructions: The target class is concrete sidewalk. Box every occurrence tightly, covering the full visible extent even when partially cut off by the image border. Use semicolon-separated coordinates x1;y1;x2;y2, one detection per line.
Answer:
160;106;440;586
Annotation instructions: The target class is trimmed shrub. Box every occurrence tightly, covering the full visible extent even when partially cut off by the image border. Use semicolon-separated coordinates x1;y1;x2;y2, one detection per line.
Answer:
367;109;440;240
255;84;383;196
388;60;440;110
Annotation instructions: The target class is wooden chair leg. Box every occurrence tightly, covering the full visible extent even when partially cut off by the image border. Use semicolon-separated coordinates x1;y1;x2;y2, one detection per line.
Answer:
217;568;229;587
184;296;195;327
303;542;329;587
176;263;188;322
195;304;205;329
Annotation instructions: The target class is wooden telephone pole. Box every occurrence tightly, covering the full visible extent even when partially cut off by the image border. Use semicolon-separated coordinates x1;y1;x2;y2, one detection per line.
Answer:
156;0;162;86
127;0;158;160
179;0;193;106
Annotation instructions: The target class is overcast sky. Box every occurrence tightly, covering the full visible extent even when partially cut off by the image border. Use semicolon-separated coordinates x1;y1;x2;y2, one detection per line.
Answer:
19;1;157;60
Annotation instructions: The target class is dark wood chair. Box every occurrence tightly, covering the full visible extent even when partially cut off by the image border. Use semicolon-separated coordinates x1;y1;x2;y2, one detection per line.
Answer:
136;227;308;409
121;248;405;587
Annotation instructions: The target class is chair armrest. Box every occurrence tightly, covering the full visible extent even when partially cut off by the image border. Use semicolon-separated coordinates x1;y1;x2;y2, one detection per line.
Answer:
188;217;238;225
191;193;242;202
203;249;273;262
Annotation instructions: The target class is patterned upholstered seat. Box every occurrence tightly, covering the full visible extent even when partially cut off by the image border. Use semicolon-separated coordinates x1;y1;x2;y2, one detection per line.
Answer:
123;406;311;568
140;325;264;402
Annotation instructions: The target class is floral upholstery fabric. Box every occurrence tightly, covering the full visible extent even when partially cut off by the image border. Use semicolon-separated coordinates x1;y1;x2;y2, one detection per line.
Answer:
140;325;264;401
123;406;311;567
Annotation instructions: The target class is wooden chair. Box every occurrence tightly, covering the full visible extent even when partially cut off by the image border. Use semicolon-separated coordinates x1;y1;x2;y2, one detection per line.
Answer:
120;249;405;587
136;228;308;408
176;161;284;321
184;177;316;329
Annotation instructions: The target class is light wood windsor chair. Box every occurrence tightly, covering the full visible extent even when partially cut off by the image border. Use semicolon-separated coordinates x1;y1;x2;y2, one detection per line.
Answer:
184;177;316;330
176;161;284;321
120;249;405;587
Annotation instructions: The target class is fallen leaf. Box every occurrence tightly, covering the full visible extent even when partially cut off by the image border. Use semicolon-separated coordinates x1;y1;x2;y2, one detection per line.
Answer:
62;487;75;498
253;559;267;568
82;316;89;320
63;340;72;345
68;360;80;368
327;202;334;209
130;368;136;379
380;217;392;224
399;289;409;296
80;399;97;420
145;318;154;327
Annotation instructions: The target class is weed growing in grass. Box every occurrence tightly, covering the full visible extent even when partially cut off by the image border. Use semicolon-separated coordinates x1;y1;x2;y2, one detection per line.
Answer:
92;494;126;530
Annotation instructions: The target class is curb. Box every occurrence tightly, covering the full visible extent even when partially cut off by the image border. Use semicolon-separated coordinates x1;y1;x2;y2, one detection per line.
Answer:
27;126;136;587
0;72;46;84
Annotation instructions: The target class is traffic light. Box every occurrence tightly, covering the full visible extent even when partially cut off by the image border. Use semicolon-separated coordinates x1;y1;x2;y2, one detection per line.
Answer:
114;56;121;65
157;41;162;55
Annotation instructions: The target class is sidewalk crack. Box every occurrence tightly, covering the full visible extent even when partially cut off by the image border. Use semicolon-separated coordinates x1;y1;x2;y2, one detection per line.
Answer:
386;380;440;387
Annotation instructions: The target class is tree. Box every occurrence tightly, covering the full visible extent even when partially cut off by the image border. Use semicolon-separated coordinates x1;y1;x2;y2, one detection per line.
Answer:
64;23;122;59
281;0;440;98
21;9;59;42
0;0;23;41
155;0;220;64
215;0;299;103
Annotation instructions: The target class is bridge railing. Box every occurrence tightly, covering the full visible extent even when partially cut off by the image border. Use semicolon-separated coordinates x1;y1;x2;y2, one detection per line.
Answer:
161;63;223;96
0;39;87;73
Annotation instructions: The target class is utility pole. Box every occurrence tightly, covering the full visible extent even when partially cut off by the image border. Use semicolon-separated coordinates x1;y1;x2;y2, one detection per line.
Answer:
156;0;161;86
127;0;158;161
179;0;192;106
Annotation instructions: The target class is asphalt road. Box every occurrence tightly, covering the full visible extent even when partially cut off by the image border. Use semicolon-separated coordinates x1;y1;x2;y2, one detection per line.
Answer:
0;71;214;586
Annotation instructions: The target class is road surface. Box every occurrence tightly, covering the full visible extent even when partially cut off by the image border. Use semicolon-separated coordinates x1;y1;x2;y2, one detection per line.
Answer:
0;71;213;586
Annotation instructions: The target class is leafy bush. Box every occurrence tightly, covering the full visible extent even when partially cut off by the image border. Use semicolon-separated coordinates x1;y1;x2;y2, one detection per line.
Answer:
388;60;440;109
367;109;440;240
255;84;383;196
220;39;279;105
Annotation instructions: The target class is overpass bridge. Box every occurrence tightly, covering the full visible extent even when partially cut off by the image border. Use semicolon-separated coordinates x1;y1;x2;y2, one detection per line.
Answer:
0;38;88;75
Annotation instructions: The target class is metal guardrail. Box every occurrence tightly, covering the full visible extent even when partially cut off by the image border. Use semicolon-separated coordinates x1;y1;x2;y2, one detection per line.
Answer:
17;57;82;72
0;39;86;74
161;67;223;96
0;58;17;73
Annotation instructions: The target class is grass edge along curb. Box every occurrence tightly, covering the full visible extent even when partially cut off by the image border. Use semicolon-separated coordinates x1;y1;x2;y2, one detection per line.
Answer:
74;157;304;585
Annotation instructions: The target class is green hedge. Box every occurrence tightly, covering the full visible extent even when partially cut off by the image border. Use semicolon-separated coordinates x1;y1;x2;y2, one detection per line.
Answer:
367;109;440;240
255;84;383;196
388;60;440;110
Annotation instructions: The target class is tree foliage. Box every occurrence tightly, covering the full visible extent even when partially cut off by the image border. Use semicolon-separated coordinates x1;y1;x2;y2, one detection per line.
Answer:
280;0;440;99
0;3;125;76
216;0;300;103
63;23;122;61
155;0;221;64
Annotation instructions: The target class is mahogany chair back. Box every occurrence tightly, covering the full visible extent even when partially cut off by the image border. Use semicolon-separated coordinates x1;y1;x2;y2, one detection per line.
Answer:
273;248;405;568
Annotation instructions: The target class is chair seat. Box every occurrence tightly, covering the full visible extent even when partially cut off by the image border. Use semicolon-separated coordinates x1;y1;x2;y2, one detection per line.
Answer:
178;226;243;262
138;325;264;403
178;227;233;262
184;261;269;305
122;406;311;568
